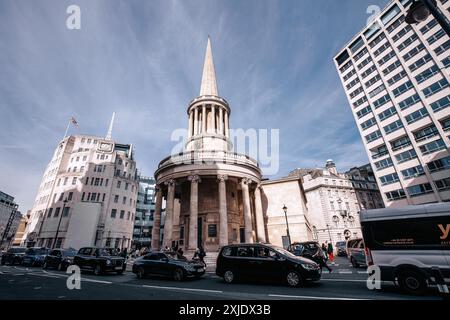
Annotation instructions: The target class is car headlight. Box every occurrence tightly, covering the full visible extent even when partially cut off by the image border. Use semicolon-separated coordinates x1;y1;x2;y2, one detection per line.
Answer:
301;263;319;271
106;259;112;266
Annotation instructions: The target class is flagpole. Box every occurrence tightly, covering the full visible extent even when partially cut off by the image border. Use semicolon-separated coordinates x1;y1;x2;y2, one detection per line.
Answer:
63;119;71;140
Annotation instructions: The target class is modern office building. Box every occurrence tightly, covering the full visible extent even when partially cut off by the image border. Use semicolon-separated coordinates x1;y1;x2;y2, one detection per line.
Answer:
22;131;139;250
0;191;21;249
133;176;166;249
334;0;450;207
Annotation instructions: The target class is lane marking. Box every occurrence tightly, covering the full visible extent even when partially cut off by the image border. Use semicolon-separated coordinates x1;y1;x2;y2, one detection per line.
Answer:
28;273;60;279
268;294;368;300
82;279;112;284
320;278;367;283
142;285;222;294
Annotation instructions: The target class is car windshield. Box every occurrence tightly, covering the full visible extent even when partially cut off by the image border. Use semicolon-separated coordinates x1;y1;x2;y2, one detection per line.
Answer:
166;252;187;261
336;241;346;247
26;248;48;255
10;248;26;253
272;246;298;259
63;250;76;257
97;249;113;256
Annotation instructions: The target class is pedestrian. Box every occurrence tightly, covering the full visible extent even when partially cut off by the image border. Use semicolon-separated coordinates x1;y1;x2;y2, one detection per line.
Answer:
327;242;334;264
321;243;328;260
313;247;332;273
177;247;184;259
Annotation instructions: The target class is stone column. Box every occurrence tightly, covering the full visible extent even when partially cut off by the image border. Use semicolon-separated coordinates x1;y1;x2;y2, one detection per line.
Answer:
163;179;175;248
254;185;266;243
211;105;216;133
188;175;201;250
188;111;193;137
151;186;163;250
219;108;223;135
218;175;228;247
241;178;253;243
194;108;198;135
202;105;206;133
224;112;229;137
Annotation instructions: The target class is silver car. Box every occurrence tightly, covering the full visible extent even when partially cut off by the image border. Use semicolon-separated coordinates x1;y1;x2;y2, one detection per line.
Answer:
346;238;366;268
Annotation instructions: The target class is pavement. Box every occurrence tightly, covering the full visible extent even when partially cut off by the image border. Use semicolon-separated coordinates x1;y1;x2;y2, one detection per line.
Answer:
0;257;446;300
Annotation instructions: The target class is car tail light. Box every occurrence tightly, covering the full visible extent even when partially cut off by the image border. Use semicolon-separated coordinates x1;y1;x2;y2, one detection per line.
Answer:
365;247;373;266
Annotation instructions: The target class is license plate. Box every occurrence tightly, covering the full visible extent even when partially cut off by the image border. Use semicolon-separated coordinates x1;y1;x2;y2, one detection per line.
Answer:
197;268;204;273
115;266;122;270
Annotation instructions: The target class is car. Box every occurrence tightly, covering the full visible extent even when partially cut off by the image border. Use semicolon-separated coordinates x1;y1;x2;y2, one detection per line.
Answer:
132;251;205;281
22;247;50;267
43;248;77;271
1;247;27;265
216;243;321;287
287;241;326;264
73;247;126;275
346;238;366;268
335;241;347;257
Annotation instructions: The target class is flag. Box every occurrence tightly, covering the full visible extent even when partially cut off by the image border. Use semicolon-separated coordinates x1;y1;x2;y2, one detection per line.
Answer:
70;116;79;127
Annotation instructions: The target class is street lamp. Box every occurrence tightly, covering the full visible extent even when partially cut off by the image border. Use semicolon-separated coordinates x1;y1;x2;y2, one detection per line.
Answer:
326;224;332;242
406;0;450;37
52;198;68;249
282;205;291;246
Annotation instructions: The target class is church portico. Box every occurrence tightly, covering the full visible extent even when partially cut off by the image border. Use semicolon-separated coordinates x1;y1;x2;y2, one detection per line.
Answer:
152;37;264;253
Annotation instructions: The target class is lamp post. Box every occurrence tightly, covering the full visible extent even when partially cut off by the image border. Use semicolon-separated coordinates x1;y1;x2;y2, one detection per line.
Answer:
52;198;68;249
282;205;291;246
326;224;332;242
406;0;450;37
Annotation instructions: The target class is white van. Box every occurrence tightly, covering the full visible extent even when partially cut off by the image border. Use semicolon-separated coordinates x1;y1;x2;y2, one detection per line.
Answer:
360;203;450;295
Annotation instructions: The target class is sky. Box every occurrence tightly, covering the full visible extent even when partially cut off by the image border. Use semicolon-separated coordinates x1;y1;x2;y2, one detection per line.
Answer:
0;0;389;212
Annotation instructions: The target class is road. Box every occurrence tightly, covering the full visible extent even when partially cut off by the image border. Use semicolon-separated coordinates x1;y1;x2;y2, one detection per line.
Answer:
0;257;445;300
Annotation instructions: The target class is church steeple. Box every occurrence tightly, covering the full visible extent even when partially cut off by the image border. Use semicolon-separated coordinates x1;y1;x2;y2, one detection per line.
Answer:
186;37;231;152
199;36;218;96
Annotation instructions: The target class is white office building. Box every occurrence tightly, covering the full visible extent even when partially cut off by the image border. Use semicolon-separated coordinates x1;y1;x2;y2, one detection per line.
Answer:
23;133;138;250
334;0;450;207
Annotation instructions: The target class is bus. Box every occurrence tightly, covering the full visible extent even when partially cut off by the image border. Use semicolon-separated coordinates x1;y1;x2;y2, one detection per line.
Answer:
360;203;450;295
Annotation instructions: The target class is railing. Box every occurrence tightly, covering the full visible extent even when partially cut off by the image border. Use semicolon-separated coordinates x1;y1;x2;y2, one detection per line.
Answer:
158;151;259;169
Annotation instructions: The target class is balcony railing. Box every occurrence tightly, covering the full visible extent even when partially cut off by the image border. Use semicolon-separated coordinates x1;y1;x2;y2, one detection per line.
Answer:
158;151;259;169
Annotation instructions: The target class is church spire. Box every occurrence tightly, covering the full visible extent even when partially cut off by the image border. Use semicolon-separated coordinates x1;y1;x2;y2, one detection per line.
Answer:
199;36;219;96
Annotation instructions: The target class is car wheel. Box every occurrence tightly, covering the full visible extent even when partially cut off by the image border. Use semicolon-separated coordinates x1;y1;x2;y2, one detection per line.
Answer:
351;257;359;268
136;267;145;279
398;270;427;295
223;270;235;284
173;268;184;281
286;271;301;287
94;264;102;276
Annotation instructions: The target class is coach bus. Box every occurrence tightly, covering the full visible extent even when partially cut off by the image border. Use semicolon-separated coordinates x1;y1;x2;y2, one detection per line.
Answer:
360;203;450;295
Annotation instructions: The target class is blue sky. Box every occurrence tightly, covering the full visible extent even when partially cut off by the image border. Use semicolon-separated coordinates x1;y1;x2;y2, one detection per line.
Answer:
0;0;389;211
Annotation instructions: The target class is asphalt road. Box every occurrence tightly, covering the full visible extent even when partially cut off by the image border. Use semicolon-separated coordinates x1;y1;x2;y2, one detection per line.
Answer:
0;257;445;300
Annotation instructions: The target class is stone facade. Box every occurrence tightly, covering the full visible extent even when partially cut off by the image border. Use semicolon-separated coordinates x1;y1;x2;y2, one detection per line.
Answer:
23;134;138;250
153;38;264;253
291;160;383;245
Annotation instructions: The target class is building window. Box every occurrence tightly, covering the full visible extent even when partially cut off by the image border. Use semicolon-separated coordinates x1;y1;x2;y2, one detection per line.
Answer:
122;197;127;205
114;195;119;203
332;216;339;228
72;177;77;185
208;224;217;238
111;209;117;218
125;183;129;191
435;178;450;191
62;207;70;217
120;210;125;219
47;208;53;218
427;156;450;173
407;183;433;197
105;238;111;247
117;181;121;188
68;192;73;201
90;193;96;201
105;179;109;187
401;165;425;180
114;238;120;248
81;192;85;201
54;207;61;218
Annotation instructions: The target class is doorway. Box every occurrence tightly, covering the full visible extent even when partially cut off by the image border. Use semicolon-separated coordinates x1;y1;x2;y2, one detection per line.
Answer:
198;217;203;246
